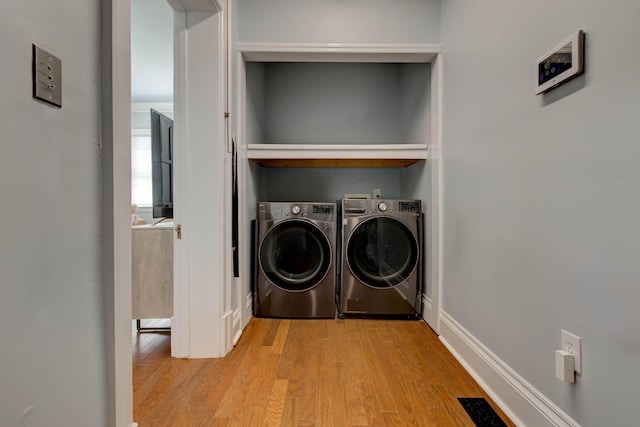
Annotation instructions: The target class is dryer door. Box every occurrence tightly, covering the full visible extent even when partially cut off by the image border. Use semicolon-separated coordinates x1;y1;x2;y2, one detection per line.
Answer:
259;220;332;292
346;217;418;288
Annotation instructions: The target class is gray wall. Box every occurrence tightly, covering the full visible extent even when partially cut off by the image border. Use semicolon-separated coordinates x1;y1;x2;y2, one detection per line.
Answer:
131;0;174;128
235;0;441;44
260;167;404;202
441;1;640;425
257;62;430;145
131;0;173;103
0;1;106;426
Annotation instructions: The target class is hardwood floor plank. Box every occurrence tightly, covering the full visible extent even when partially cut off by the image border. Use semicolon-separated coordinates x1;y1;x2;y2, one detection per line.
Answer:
277;320;304;381
132;333;172;391
431;384;476;427
358;325;398;413
430;405;467;427
326;318;346;363
263;378;289;427
138;359;211;426
366;326;419;426
281;397;301;427
228;346;276;425
179;408;225;426
383;340;437;425
296;325;319;421
261;318;279;345
374;319;393;343
413;378;442;408
360;380;386;427
382;411;405;427
343;318;372;381
215;343;272;418
134;358;194;421
307;319;329;340
164;359;212;415
133;317;514;427
395;323;443;385
342;340;368;425
315;337;334;427
201;322;268;410
240;353;281;426
207;417;230;427
328;361;350;427
278;322;318;424
271;319;291;355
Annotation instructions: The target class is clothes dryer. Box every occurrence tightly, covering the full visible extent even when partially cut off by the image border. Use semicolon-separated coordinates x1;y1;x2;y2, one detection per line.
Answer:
339;199;422;318
255;202;337;318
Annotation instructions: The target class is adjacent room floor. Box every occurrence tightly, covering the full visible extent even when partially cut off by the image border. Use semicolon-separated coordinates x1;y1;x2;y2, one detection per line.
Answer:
133;317;514;426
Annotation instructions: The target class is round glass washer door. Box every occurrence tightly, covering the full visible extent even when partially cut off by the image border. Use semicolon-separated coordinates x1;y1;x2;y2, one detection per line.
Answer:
259;220;332;292
346;217;418;289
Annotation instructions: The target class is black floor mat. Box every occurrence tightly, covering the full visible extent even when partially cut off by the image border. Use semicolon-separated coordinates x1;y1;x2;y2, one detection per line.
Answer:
457;398;507;427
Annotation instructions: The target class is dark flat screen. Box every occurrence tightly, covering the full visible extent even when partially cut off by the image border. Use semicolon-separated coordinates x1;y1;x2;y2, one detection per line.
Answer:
538;44;572;85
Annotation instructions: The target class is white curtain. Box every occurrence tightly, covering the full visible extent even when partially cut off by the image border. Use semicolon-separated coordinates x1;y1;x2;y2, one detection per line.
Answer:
131;129;152;207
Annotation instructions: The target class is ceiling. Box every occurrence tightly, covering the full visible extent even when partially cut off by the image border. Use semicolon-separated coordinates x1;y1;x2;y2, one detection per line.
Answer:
131;0;174;103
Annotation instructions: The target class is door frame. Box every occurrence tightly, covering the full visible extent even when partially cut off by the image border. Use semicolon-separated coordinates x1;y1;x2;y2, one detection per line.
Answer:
106;0;229;425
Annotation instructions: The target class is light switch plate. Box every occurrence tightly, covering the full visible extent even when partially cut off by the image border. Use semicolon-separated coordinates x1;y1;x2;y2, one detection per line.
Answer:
32;44;62;108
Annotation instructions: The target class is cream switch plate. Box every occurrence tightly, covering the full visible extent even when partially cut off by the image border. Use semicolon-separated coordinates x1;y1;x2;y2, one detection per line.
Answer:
32;44;62;108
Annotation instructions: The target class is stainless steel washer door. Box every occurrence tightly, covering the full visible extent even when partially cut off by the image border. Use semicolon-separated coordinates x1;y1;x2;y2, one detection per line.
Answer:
346;217;418;288
259;220;332;292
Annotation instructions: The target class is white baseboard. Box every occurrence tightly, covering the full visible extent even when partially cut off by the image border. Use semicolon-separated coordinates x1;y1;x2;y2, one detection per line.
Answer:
244;292;253;328
222;309;234;354
438;311;580;427
421;293;432;322
131;423;138;427
233;307;241;327
231;307;242;346
246;292;253;311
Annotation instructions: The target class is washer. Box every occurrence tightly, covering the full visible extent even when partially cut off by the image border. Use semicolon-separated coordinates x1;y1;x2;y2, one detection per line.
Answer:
254;202;337;318
339;198;422;318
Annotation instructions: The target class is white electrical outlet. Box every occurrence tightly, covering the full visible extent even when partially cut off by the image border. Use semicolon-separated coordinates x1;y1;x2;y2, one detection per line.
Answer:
561;330;582;374
373;188;381;199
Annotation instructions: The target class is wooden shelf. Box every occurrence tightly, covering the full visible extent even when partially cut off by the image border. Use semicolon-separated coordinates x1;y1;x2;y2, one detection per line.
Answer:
247;144;428;168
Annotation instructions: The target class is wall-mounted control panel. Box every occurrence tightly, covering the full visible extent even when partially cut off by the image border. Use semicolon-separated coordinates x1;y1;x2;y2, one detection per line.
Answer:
32;44;62;108
535;30;584;95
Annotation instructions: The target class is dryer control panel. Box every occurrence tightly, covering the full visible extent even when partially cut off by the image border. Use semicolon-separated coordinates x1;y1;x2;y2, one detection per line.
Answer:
342;199;421;217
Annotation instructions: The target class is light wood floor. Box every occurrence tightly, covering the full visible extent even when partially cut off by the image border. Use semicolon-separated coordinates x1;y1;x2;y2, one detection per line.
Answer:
133;317;514;427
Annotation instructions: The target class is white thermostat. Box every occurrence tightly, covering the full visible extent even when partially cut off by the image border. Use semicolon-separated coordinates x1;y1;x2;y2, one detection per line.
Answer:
535;30;585;95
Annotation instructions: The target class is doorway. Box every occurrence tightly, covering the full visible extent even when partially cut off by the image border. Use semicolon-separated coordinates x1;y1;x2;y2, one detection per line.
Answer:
130;0;175;340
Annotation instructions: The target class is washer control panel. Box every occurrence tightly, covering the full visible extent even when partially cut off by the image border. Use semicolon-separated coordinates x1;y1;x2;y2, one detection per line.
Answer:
257;202;336;221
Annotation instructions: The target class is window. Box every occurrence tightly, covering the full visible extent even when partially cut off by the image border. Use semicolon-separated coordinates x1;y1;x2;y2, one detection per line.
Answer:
131;129;152;207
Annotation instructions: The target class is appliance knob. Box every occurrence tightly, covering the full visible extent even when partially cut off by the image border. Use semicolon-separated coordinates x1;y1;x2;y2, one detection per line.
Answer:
291;205;301;215
378;202;388;212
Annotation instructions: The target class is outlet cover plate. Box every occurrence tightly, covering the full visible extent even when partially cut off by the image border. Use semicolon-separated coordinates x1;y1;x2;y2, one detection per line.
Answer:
561;330;582;374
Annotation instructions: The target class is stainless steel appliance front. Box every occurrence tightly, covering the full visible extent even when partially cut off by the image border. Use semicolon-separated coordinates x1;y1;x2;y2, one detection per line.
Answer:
339;199;422;318
254;202;336;318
